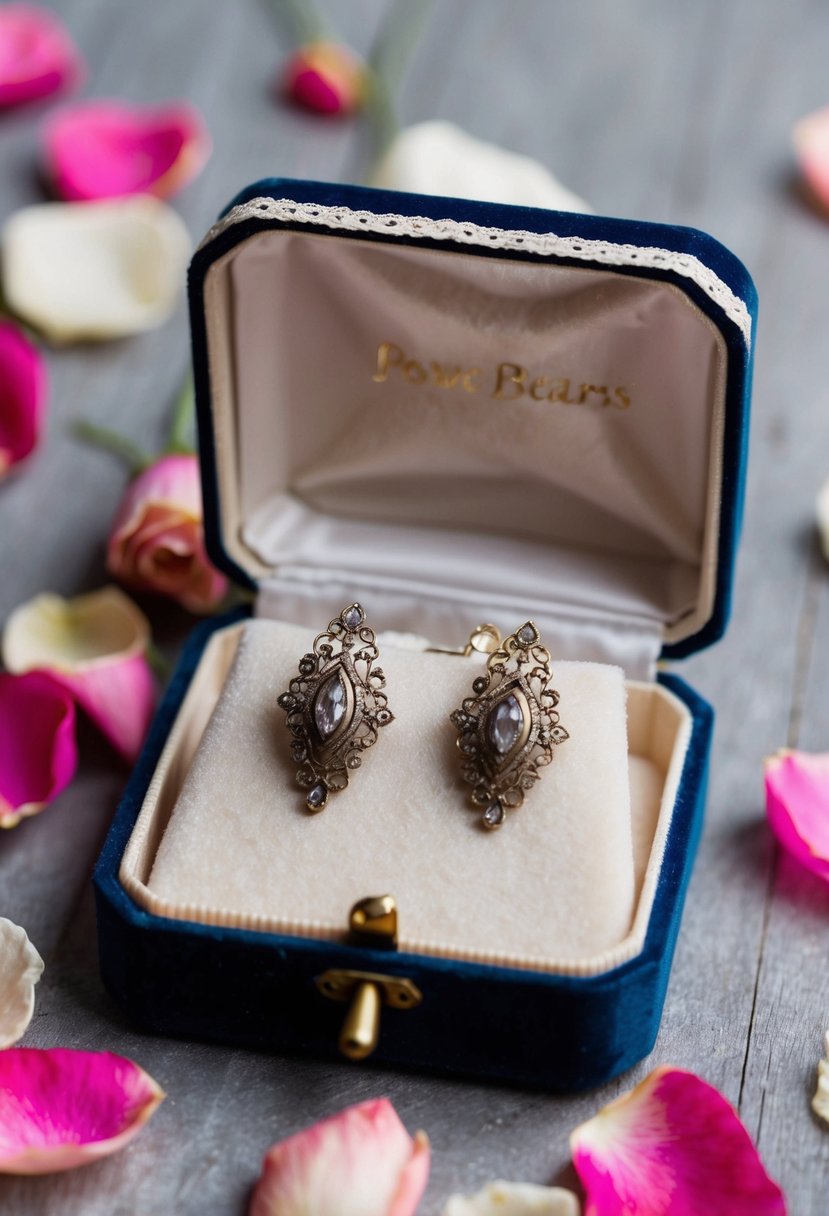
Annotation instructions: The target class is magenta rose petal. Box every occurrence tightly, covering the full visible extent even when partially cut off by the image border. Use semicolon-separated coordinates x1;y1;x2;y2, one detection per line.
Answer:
0;320;48;478
249;1098;430;1216
0;4;84;110
107;454;228;613
0;671;77;829
43;100;211;202
765;750;829;882
570;1066;786;1216
0;1048;163;1174
2;587;155;763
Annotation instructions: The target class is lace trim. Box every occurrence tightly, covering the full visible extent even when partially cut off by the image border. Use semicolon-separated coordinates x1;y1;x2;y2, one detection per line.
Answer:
201;197;752;348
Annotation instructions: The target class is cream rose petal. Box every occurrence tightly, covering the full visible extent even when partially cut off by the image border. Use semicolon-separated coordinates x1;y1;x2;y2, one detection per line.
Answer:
0;919;44;1048
1;197;190;343
812;1031;829;1126
2;587;155;762
369;121;591;212
443;1180;580;1216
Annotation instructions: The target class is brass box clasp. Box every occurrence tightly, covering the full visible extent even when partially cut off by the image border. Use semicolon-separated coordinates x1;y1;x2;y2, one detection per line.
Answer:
315;895;421;1060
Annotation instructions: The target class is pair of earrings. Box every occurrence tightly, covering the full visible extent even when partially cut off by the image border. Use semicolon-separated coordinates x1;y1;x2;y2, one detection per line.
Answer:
277;603;569;830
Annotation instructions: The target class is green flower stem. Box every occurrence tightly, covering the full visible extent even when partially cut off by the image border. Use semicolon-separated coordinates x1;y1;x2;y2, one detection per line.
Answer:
165;374;195;456
72;421;153;477
366;0;436;157
268;0;328;46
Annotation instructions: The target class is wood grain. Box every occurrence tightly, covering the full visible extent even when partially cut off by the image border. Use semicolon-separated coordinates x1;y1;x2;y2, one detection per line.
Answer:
2;0;829;1211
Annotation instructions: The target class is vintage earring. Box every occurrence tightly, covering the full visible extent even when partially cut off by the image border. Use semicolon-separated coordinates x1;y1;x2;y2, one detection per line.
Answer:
278;603;393;812
450;621;568;830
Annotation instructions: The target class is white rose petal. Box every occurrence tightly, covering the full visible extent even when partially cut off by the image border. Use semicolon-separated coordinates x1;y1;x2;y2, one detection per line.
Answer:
442;1180;581;1216
370;121;591;213
2;197;191;343
0;917;44;1048
813;1030;829;1125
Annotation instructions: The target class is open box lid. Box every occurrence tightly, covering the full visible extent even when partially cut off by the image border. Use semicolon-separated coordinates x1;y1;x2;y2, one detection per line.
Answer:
188;179;756;679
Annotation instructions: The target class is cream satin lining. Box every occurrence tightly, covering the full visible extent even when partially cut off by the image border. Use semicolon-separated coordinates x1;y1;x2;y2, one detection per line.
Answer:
200;225;727;676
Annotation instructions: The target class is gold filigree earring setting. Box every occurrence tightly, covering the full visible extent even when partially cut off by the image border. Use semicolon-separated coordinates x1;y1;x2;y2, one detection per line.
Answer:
450;621;569;830
278;603;394;812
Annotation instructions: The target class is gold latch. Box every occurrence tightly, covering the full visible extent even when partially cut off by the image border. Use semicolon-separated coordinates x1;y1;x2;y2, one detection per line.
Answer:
315;896;422;1060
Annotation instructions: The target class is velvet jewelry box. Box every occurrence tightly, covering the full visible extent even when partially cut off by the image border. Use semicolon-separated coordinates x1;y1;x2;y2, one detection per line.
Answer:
94;179;756;1092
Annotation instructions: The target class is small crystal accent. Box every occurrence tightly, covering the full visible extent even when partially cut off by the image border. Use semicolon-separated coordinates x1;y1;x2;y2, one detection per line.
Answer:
486;694;524;756
482;800;505;829
306;782;327;809
517;622;537;645
314;672;347;740
343;604;364;630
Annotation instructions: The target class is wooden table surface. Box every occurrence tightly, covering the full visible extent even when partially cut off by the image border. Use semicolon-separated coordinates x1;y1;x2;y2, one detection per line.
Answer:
2;1;829;1212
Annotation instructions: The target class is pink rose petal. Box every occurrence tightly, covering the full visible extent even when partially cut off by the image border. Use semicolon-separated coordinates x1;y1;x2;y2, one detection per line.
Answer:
2;588;155;763
793;106;829;214
107;454;228;614
249;1098;430;1216
0;671;77;829
282;41;365;116
570;1066;786;1216
0;1048;163;1174
43;100;211;202
0;4;83;109
765;750;829;882
0;320;48;477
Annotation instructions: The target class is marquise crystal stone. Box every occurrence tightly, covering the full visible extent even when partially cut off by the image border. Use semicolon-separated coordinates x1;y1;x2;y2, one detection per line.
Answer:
314;672;347;740
486;694;524;757
482;799;506;829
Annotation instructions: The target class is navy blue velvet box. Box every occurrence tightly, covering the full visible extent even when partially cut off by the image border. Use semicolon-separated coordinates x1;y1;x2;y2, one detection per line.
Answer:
94;180;756;1092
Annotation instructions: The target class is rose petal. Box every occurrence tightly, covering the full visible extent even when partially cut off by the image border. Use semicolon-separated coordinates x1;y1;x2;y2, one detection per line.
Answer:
107;454;228;613
282;42;365;116
0;671;77;828
1;197;191;343
369;122;592;212
2;587;154;762
764;750;829;883
0;319;47;477
443;1181;580;1216
793;106;829;214
0;5;84;110
0;1048;163;1174
43;100;211;202
813;1031;829;1126
249;1098;430;1216
0;919;44;1048
570;1066;786;1216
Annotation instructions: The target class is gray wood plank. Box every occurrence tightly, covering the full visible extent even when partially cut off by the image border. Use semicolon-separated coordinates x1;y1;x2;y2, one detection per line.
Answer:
2;0;829;1211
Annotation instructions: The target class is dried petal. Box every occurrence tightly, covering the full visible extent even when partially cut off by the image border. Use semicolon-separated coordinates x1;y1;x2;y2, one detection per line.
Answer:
0;671;77;828
1;197;190;343
0;5;83;109
107;454;228;613
764;750;829;883
370;122;591;212
0;1048;163;1173
43;99;211;202
0;919;44;1046
813;1031;829;1126
443;1180;580;1215
282;41;365;116
570;1066;786;1216
249;1098;429;1216
0;320;47;477
793;106;829;214
2;587;154;763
